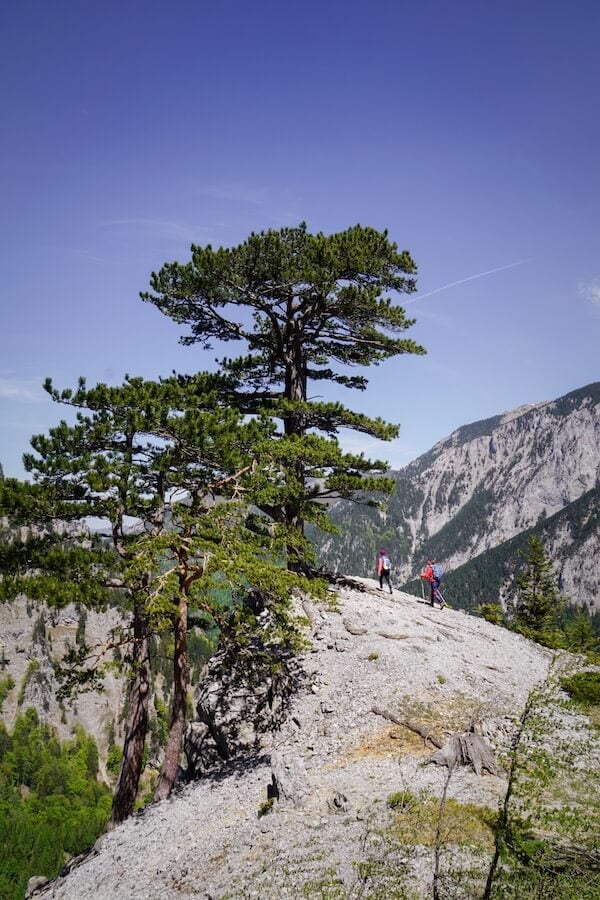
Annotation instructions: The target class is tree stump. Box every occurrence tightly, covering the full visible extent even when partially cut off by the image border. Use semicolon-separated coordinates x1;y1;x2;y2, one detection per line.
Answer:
372;705;502;775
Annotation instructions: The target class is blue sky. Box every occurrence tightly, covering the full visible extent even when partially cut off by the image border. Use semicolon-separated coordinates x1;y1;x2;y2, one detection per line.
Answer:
1;0;599;478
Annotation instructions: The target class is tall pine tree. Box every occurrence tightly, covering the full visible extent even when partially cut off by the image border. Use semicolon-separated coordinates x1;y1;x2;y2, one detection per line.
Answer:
142;224;425;554
514;535;566;643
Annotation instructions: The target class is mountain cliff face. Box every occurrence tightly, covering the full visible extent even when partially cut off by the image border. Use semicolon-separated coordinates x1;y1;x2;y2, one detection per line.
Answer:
315;383;600;608
437;483;600;613
0;597;126;778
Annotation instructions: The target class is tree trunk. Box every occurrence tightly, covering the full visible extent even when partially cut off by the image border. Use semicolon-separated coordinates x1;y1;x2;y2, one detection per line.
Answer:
433;764;455;900
154;591;189;802
108;601;150;829
284;334;307;561
372;705;502;775
483;685;538;899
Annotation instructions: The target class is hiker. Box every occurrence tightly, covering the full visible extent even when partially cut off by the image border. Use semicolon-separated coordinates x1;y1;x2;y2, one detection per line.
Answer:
421;559;445;608
377;549;393;594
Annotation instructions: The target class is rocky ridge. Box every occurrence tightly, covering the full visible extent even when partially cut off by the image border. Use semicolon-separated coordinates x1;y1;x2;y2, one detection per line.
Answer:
32;580;592;900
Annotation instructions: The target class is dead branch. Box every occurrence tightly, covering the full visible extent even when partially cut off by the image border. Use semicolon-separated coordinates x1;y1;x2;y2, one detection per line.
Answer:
371;706;444;749
372;706;503;775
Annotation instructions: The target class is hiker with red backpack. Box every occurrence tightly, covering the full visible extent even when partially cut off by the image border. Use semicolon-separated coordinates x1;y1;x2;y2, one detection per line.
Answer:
377;549;393;594
421;559;445;608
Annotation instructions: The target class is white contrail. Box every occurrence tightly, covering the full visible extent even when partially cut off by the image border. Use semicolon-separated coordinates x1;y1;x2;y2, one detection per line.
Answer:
408;257;534;303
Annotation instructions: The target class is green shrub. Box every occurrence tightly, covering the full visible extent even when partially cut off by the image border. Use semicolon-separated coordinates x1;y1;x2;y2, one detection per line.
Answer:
560;671;600;706
387;789;415;810
477;602;504;625
258;797;274;817
0;675;15;711
106;744;122;777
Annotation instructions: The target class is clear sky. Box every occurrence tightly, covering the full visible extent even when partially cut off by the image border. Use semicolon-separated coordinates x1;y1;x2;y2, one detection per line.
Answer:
1;0;599;479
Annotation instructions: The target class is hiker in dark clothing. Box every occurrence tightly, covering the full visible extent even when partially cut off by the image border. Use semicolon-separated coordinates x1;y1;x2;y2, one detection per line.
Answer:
377;549;393;594
421;559;445;607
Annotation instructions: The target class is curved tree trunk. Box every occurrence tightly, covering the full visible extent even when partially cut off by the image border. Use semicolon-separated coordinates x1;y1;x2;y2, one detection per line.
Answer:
154;591;189;802
284;334;307;565
108;601;150;829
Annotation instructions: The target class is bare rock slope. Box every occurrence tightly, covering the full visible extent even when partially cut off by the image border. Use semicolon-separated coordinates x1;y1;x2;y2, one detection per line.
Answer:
35;582;595;899
0;597;125;777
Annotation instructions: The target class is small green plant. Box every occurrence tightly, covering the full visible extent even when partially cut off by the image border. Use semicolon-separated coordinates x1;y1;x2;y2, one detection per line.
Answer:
367;651;379;661
387;789;415;810
258;797;274;818
437;674;447;685
478;602;505;626
0;675;15;712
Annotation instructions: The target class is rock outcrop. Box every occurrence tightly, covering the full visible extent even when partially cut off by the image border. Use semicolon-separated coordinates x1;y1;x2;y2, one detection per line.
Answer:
184;637;304;778
33;580;599;900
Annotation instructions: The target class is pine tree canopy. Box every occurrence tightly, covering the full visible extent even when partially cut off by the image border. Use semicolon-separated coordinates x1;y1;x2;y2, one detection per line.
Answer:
0;373;329;642
514;535;567;640
140;225;425;537
141;223;425;402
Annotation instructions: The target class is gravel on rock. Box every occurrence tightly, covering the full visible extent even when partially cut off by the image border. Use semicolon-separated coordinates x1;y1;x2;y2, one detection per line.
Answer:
35;581;553;900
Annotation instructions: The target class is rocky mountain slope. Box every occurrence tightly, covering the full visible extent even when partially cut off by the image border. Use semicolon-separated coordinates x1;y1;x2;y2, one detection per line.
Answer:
31;581;599;899
314;383;600;607
0;597;125;778
425;483;600;614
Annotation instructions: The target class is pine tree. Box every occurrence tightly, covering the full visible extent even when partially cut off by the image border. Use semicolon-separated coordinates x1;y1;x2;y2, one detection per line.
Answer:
564;609;599;655
513;536;566;643
142;224;425;554
0;373;324;818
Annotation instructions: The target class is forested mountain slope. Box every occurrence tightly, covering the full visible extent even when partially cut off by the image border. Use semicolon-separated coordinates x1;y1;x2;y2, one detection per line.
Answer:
405;483;600;617
313;383;600;608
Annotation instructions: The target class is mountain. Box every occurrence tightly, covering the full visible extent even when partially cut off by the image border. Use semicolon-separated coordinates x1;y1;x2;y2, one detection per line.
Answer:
417;483;600;615
0;597;126;780
313;383;600;610
29;582;599;899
